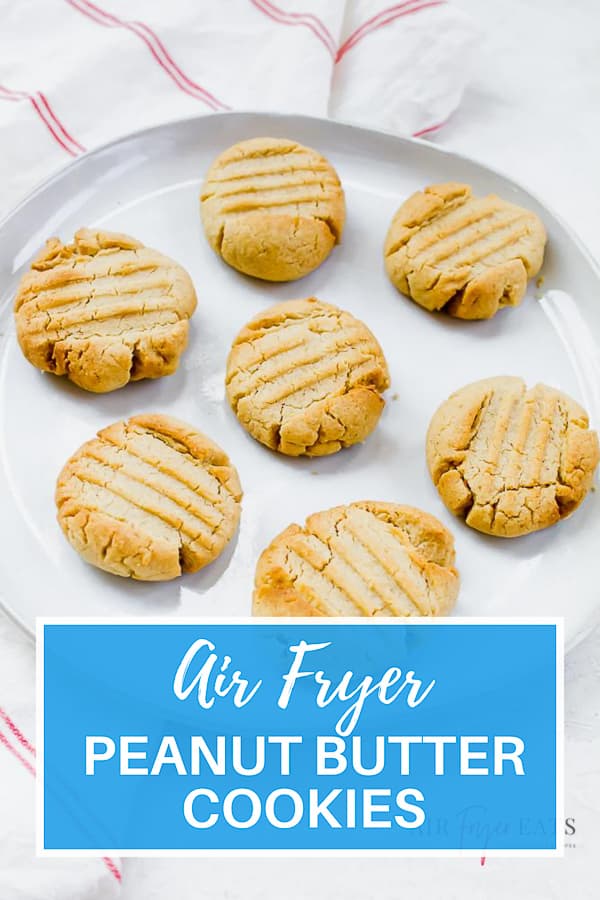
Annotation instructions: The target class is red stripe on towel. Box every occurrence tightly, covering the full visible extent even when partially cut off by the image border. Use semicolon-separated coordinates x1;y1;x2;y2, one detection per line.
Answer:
0;706;36;755
0;85;85;156
336;0;446;61
0;728;36;776
36;92;87;152
249;0;337;58
0;714;122;883
66;0;230;110
102;855;123;882
413;117;448;137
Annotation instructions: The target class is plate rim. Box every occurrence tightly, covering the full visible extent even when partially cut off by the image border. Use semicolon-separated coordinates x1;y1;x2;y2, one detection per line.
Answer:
3;110;600;284
1;110;598;650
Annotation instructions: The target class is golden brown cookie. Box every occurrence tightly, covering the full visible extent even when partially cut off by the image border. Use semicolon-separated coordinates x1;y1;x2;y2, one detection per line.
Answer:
226;297;390;457
384;182;546;320
14;229;197;393
253;502;459;617
427;376;599;537
200;137;345;281
56;414;242;581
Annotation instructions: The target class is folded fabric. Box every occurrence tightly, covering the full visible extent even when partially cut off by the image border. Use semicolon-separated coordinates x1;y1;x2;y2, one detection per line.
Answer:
331;0;478;136
0;0;478;219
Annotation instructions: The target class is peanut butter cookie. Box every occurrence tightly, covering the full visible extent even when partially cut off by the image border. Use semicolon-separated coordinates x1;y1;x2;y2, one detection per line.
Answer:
14;229;197;392
384;182;546;319
56;414;242;580
200;137;345;281
226;297;390;457
253;502;459;617
427;376;599;537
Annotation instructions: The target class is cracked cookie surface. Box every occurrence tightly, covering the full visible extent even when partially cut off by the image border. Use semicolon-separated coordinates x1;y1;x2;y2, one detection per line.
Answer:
56;414;242;581
384;182;546;319
14;228;197;392
226;297;390;457
427;376;599;537
253;502;459;617
200;137;345;281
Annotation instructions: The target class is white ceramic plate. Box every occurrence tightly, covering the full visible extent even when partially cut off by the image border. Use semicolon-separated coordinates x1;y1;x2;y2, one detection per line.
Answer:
1;113;599;647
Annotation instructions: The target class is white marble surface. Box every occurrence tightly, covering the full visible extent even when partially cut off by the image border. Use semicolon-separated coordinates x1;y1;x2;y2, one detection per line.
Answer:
118;1;600;896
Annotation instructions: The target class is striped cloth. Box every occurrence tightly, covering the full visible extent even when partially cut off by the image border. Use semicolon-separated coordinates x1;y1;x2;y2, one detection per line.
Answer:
0;0;478;219
0;613;121;897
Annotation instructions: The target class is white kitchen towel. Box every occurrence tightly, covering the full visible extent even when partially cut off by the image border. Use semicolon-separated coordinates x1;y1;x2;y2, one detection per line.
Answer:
0;612;122;898
0;0;478;219
0;1;477;895
331;0;479;136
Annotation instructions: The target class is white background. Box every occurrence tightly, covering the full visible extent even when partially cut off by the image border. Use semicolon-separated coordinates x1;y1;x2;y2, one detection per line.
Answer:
117;2;600;896
0;0;597;896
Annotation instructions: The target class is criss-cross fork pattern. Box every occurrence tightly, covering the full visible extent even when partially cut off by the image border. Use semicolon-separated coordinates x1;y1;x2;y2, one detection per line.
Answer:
14;229;196;392
56;416;241;578
428;377;600;537
226;299;390;456
254;502;459;617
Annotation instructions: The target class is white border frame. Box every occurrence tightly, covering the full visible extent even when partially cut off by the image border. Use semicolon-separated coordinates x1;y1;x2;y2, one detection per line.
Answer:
36;617;564;859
